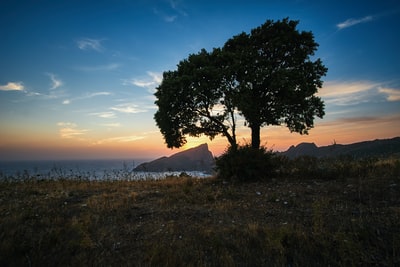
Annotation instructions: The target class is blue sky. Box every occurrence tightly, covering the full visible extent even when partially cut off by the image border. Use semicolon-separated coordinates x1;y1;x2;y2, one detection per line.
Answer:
1;0;399;160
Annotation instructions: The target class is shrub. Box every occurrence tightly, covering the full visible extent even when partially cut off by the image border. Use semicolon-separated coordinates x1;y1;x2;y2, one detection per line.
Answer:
215;145;279;182
289;155;320;177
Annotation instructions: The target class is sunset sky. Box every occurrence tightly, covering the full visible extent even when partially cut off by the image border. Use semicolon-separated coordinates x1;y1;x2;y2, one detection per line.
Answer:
1;0;399;160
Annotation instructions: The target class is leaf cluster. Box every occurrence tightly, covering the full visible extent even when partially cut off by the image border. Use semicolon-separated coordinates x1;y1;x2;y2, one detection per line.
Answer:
154;18;327;149
223;18;327;133
215;145;280;182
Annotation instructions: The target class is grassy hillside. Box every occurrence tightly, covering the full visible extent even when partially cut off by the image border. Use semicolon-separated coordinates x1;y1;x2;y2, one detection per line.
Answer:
1;157;399;266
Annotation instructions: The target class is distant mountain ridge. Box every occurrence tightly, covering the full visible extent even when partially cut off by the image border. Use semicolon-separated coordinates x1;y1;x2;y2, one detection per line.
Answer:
134;143;214;173
134;138;400;172
281;137;400;159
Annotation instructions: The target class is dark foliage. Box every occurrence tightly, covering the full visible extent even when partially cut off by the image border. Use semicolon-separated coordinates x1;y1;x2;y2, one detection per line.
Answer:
216;147;400;182
215;145;280;182
154;18;327;150
275;154;400;180
223;18;327;149
154;49;237;149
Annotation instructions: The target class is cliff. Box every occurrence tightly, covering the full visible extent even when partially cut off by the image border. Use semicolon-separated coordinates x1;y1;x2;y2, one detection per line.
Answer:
134;143;215;173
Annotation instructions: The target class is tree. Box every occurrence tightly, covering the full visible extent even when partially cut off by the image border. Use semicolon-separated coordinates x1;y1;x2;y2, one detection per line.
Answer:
154;48;238;149
154;18;327;150
223;18;327;149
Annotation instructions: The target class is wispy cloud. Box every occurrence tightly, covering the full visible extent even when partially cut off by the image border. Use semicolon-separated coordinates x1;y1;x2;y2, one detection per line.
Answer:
169;0;188;18
321;114;400;127
153;0;188;22
336;116;380;124
85;92;112;98
153;8;177;22
89;111;117;119
93;135;145;145
153;8;178;22
123;71;162;93
110;103;147;114
99;123;121;128
64;91;112;104
46;73;63;90
76;63;120;72
76;38;104;52
318;81;382;105
148;71;162;84
319;81;378;97
337;15;374;30
319;80;400;106
378;87;400;101
57;122;89;139
0;81;24;91
21;88;66;101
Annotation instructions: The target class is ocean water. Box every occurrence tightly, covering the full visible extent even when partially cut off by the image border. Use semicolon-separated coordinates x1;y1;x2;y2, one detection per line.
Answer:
0;159;210;181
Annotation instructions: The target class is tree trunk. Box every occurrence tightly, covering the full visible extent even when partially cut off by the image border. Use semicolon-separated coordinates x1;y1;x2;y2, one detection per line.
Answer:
251;124;260;149
226;133;237;150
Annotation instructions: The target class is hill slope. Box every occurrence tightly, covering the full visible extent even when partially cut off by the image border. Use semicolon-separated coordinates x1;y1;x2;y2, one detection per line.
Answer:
281;137;400;159
134;143;214;172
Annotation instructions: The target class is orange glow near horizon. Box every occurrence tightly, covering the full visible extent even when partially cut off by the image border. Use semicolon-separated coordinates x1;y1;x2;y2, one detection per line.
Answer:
1;113;399;161
1;1;400;162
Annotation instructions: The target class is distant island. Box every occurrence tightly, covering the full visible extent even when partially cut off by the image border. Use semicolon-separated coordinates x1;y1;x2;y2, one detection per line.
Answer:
134;143;215;173
134;137;400;173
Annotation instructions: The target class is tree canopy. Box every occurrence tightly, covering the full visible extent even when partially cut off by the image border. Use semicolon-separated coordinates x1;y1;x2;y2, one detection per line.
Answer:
154;48;237;148
154;18;327;150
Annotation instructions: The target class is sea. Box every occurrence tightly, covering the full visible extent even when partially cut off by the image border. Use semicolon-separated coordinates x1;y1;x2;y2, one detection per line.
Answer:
0;159;211;181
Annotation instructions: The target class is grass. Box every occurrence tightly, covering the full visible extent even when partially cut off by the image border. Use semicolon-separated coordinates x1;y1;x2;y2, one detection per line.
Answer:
0;157;399;266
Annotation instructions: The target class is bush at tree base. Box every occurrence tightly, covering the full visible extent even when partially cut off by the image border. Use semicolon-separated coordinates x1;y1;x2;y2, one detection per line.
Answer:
215;147;400;182
215;145;281;182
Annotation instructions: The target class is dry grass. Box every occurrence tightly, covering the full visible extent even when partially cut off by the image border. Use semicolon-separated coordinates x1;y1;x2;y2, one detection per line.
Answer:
1;163;399;266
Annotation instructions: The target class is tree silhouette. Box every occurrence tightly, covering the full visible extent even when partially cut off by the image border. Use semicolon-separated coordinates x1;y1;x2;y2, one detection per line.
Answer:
154;18;327;150
223;18;327;148
154;48;237;148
